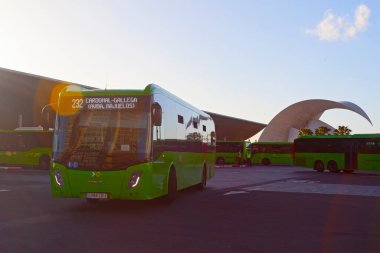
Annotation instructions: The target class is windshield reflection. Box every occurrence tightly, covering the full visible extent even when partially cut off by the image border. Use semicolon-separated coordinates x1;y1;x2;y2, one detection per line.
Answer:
54;107;150;171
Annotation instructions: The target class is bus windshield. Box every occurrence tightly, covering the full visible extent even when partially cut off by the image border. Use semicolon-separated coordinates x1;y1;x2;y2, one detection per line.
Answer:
53;99;150;171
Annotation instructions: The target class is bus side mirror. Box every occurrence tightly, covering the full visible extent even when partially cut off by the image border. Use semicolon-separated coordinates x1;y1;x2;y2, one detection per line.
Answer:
41;105;51;131
152;102;162;126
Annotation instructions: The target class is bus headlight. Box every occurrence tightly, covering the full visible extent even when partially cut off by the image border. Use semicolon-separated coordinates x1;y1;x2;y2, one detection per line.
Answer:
128;171;142;189
54;170;64;187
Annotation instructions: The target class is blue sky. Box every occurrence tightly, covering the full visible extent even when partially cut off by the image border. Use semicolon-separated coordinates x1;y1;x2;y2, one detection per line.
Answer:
0;0;379;140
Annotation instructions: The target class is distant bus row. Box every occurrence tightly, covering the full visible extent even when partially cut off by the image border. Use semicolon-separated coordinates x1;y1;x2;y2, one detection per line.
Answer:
215;141;293;166
0;128;53;170
2;131;380;175
216;136;380;173
294;134;380;173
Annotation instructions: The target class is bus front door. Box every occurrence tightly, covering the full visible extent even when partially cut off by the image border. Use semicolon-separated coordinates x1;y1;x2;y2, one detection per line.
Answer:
345;142;358;172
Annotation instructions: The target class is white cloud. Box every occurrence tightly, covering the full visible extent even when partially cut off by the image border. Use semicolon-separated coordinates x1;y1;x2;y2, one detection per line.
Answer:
306;4;371;41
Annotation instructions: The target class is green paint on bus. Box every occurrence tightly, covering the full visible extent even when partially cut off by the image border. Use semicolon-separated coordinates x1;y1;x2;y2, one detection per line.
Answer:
0;129;53;169
250;142;293;166
294;134;380;173
215;141;250;165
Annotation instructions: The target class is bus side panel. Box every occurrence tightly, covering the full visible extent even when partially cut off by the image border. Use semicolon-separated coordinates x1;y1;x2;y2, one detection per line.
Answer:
251;143;293;166
267;154;293;165
295;152;345;170
252;153;267;165
152;151;214;193
358;154;380;171
253;153;293;165
216;141;247;165
0;130;52;168
0;148;51;167
294;152;314;168
272;154;293;165
153;93;215;191
215;152;239;164
175;101;199;187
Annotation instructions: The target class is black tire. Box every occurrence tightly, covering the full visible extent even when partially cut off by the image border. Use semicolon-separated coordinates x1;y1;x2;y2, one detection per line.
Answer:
216;157;224;165
314;160;324;172
197;166;207;190
163;168;177;204
39;155;51;170
327;161;339;173
262;158;270;166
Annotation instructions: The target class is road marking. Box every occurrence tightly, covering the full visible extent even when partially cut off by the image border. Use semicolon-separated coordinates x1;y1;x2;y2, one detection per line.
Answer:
286;179;320;184
223;190;249;196
0;189;10;192
0;167;22;170
0;214;58;231
241;181;380;197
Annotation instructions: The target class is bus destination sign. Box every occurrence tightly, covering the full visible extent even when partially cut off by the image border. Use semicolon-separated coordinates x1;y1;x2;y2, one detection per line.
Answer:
71;97;139;110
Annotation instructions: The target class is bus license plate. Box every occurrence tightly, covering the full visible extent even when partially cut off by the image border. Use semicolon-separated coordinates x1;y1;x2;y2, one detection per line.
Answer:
86;193;108;199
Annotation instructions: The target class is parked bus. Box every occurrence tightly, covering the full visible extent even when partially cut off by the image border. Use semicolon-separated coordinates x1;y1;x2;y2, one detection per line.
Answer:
215;141;250;165
0;127;53;170
50;84;216;203
250;142;293;166
294;134;380;173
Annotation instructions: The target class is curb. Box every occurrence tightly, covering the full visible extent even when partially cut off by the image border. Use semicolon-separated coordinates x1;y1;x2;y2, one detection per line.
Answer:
216;164;248;168
0;166;23;170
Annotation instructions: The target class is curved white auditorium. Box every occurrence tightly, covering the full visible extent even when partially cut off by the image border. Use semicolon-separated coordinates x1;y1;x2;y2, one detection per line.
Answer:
259;99;372;142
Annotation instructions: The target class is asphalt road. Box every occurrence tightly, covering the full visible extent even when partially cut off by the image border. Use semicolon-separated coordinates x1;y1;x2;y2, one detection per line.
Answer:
0;166;379;253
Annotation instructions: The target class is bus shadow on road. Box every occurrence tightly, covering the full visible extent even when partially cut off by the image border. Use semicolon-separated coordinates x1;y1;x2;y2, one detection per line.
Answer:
67;187;203;214
294;170;380;177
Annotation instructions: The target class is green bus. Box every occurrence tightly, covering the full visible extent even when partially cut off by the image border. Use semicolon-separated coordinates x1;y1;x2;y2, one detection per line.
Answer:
294;134;380;173
215;141;250;165
0;128;53;170
250;142;293;166
51;84;216;202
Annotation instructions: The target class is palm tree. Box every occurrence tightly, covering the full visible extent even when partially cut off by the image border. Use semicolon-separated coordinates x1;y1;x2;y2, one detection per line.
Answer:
333;125;352;135
298;128;313;137
315;126;332;136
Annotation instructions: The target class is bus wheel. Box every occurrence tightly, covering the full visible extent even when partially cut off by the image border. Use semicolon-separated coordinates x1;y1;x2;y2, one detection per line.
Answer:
163;168;177;204
327;161;339;173
39;155;51;170
314;161;324;172
216;157;224;165
262;158;270;166
197;166;207;190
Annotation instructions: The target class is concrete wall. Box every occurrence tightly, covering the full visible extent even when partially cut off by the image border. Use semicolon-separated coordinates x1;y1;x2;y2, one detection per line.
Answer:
0;67;85;130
